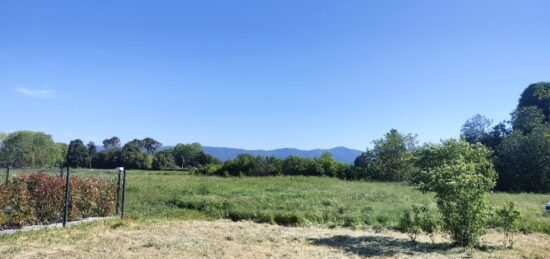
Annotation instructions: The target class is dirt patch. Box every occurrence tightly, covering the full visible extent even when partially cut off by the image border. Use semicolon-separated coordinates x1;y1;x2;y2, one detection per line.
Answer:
0;219;549;258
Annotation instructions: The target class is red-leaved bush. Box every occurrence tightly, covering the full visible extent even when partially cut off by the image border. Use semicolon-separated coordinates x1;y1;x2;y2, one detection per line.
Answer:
0;172;116;228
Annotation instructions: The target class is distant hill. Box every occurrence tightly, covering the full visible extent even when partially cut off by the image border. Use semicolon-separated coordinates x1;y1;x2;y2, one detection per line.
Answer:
201;146;363;164
98;145;363;164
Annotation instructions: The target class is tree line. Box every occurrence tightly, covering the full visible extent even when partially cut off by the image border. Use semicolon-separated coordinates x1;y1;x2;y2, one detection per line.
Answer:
1;82;549;192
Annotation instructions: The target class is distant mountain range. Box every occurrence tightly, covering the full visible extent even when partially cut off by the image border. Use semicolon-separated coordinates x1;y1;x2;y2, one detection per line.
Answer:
201;146;363;164
99;145;363;164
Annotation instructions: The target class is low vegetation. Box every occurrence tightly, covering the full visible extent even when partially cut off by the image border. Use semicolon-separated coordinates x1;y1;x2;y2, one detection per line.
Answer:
122;171;550;235
0;173;115;228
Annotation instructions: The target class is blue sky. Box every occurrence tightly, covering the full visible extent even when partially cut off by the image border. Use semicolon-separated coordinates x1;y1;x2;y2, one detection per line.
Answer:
1;0;549;150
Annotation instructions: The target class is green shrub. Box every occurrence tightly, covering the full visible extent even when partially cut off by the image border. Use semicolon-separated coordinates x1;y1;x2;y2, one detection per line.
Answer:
399;205;440;243
398;208;421;242
415;140;496;247
495;201;521;248
419;208;439;244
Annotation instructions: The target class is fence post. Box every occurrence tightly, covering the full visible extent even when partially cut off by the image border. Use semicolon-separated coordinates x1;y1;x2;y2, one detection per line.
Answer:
115;168;122;215
63;167;71;227
59;166;64;178
120;168;127;219
5;166;10;184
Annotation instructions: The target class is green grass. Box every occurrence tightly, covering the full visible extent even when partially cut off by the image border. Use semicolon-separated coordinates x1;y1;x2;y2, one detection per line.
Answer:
124;170;550;233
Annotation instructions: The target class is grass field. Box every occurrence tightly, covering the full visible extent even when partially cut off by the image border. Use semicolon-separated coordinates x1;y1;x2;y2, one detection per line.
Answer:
2;170;550;258
124;170;550;234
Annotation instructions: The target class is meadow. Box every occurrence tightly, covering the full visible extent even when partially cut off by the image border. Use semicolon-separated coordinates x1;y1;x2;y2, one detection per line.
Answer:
124;170;550;234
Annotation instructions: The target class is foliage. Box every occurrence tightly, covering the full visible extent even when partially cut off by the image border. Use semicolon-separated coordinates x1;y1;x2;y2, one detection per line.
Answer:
494;201;521;248
142;137;162;154
398;205;439;243
213;152;349;178
87;142;97;168
511;106;546;134
0;172;116;228
398;207;422;242
414;139;496;247
66;139;89;168
0;131;63;168
494;126;550;192
481;122;511;150
354;129;416;182
102;137;121;150
152;150;178;170
462;114;492;144
93;149;123;169
517;82;550;121
172;143;204;168
121;139;148;169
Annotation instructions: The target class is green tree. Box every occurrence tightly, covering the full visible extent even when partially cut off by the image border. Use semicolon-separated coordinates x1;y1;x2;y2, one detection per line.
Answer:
511;106;545;134
152;150;178;170
102;137;121;150
142;137;162;154
518;82;550;121
87;142;97;168
122;139;147;169
355;129;416;181
461;114;492;144
172;143;203;168
481;122;511;150
56;143;68;166
415;139;496;247
495;126;550;192
0;131;62;168
93;149;122;169
282;156;306;176
66;139;89;168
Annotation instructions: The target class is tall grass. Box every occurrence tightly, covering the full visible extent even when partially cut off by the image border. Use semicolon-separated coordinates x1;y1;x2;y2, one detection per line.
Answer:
125;171;550;233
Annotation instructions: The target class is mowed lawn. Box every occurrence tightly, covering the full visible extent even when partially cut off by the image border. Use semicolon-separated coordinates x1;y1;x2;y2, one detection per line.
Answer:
125;171;550;234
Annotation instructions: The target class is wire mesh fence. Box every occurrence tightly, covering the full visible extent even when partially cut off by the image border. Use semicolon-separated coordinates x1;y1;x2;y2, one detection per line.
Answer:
0;167;127;231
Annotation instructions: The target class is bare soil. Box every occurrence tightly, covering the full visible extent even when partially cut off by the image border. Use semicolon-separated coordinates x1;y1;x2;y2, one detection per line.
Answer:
0;219;549;258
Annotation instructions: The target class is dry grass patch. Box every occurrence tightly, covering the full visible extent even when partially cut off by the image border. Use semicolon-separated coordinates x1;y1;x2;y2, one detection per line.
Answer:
1;219;550;258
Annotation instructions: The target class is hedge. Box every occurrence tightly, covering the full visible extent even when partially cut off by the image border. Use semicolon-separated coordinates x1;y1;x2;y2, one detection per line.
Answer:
0;172;116;228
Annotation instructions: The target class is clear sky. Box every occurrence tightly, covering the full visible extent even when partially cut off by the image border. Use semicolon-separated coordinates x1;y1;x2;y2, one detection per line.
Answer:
1;0;549;150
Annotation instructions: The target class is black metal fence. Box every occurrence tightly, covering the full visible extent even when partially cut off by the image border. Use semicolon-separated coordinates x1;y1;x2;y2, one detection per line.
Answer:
0;167;127;228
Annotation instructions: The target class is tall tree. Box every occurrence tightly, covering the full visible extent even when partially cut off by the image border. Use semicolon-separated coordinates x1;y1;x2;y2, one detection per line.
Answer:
66;139;89;168
356;129;417;182
102;137;121;150
87;142;97;168
142;137;162;154
518;82;550;121
461;114;492;144
122;139;147;169
511;106;545;134
0;131;62;168
172;143;203;168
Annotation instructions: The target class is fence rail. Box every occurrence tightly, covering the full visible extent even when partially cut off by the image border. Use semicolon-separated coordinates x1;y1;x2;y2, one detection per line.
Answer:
0;167;127;229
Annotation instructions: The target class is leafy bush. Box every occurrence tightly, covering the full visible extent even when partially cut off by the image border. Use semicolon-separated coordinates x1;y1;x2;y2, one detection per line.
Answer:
398;208;421;242
0;178;36;227
415;139;496;247
495;201;521;248
398;205;439;243
0;172;116;228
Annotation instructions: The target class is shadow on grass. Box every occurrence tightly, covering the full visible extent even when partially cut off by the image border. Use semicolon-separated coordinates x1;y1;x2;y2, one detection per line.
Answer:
309;235;454;257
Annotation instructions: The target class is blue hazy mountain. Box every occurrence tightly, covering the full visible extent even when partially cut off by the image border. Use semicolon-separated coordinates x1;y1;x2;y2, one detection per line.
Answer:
201;146;363;164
